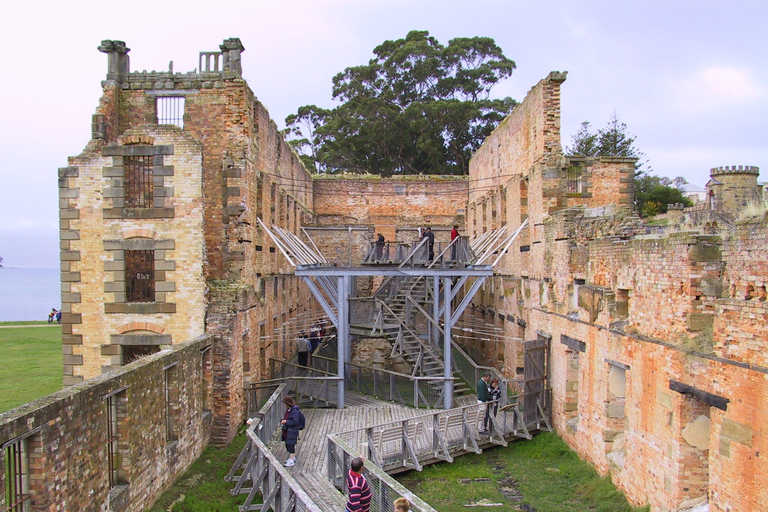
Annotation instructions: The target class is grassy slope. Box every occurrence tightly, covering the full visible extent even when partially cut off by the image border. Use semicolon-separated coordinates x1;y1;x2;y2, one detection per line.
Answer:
0;324;62;413
146;429;252;512
396;431;648;512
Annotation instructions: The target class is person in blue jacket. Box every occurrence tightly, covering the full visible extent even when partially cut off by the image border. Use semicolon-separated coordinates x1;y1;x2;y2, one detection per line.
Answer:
281;396;301;467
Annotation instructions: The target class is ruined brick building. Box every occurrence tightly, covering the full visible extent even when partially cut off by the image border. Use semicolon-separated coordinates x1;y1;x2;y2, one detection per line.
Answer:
0;38;765;512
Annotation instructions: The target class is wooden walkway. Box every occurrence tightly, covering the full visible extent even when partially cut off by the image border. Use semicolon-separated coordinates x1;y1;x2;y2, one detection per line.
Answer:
269;393;478;510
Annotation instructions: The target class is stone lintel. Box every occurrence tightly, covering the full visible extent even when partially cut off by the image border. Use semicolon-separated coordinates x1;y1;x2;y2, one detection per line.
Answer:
669;380;729;411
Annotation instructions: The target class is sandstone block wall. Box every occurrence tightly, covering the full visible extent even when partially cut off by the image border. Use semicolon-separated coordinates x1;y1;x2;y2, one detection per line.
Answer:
0;335;213;512
63;41;319;449
61;126;206;384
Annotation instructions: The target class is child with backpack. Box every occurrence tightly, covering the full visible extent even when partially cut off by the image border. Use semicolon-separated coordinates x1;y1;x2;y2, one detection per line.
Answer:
280;396;305;467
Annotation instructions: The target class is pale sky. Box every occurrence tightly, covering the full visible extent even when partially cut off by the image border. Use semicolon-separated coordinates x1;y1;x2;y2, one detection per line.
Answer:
0;0;765;267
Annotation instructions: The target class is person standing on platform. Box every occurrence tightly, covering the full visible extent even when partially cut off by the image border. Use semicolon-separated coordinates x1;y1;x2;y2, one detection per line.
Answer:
477;373;491;434
450;225;459;261
345;457;372;512
421;227;435;261
487;377;502;431
281;396;302;467
375;233;386;261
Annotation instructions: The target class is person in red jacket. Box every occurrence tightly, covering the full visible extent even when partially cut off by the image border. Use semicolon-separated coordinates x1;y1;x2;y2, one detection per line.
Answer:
345;457;372;512
450;224;459;261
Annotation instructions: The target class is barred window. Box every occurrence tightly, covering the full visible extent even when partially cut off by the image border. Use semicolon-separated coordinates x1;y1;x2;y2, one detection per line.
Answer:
567;166;583;194
124;156;154;208
157;96;185;128
125;250;154;302
4;437;29;511
105;390;128;487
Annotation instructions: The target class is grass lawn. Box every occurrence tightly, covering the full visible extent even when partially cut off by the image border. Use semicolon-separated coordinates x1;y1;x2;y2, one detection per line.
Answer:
396;431;648;512
0;323;62;413
146;429;253;512
149;429;646;512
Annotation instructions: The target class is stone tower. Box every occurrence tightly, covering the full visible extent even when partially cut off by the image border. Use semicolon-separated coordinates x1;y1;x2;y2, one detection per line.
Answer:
706;165;763;211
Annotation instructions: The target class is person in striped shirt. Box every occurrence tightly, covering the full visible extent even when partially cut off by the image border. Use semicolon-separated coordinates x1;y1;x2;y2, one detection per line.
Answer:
345;457;372;512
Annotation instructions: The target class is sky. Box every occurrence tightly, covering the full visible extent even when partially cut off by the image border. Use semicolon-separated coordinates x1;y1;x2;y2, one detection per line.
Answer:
0;0;765;267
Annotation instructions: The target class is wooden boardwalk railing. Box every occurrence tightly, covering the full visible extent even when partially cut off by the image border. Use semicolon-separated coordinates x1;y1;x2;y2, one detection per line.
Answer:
228;387;550;511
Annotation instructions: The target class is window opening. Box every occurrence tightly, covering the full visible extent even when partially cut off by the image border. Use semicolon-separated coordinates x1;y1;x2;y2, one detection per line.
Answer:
164;365;178;442
105;390;128;487
156;96;185;128
4;437;29;511
122;345;159;365
616;288;630;317
565;349;580;432
124;156;154;209
567;166;583;194
125;250;155;303
202;348;212;412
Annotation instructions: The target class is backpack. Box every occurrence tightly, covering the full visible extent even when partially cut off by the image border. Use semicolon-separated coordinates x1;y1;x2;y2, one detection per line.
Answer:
297;410;306;430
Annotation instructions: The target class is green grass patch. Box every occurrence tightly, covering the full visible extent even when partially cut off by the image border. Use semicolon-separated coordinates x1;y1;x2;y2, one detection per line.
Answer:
145;429;646;511
644;217;668;227
0;325;62;413
146;429;256;511
0;321;51;326
396;431;648;512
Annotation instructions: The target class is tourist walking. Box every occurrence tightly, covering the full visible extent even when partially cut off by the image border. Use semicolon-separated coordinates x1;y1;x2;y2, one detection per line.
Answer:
281;396;302;467
345;457;372;512
296;331;310;367
477;373;491;433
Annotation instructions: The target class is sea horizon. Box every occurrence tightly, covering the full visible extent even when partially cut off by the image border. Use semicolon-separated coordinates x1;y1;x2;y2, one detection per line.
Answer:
0;267;62;322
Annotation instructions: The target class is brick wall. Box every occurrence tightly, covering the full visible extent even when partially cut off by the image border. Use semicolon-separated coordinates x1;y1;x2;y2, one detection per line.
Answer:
313;176;467;242
467;71;768;512
0;335;213;512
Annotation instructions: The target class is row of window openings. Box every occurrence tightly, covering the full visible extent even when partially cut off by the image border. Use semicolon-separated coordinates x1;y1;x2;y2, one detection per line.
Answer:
5;357;212;504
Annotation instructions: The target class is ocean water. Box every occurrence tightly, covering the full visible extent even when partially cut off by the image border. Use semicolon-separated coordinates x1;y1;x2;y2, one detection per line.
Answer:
0;267;61;322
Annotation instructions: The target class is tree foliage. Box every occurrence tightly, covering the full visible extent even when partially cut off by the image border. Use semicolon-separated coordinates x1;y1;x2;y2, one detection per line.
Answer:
566;112;643;160
567;112;691;216
285;31;516;175
634;174;692;216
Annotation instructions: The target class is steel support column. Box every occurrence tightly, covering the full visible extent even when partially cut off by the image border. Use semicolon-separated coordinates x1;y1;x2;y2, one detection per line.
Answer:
443;277;453;409
432;275;440;349
336;275;350;409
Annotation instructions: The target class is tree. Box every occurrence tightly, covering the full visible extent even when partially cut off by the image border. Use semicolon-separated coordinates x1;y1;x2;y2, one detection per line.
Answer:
634;174;692;216
286;31;516;175
566;111;644;161
568;112;690;216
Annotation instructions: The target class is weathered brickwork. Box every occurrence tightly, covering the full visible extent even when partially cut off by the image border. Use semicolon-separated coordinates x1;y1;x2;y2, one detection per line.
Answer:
313;176;467;241
8;37;764;512
466;70;768;512
0;335;213;512
62;40;315;450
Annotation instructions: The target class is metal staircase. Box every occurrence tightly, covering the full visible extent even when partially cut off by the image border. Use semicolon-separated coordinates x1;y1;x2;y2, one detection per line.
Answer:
361;274;472;397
